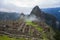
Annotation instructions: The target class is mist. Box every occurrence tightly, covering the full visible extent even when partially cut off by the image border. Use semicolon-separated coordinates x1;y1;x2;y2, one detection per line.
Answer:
20;14;41;22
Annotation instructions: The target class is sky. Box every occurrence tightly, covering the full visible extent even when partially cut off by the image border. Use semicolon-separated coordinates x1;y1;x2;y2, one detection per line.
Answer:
0;0;60;14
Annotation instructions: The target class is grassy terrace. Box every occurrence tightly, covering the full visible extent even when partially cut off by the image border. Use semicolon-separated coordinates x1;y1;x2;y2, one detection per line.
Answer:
0;35;26;40
26;21;43;32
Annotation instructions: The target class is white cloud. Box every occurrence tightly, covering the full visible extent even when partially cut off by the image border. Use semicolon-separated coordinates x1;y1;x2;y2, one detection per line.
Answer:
1;0;39;7
0;0;60;14
0;8;19;12
2;0;60;8
58;10;60;12
0;0;60;8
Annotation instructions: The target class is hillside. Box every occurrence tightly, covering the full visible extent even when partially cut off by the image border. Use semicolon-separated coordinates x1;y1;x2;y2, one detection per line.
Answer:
0;19;55;40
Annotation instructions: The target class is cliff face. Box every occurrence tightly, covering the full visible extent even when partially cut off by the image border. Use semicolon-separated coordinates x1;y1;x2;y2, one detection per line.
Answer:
30;6;57;29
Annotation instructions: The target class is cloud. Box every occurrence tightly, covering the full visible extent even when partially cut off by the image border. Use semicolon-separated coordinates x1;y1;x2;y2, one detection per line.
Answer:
39;0;60;8
59;10;60;12
0;0;60;8
0;0;60;14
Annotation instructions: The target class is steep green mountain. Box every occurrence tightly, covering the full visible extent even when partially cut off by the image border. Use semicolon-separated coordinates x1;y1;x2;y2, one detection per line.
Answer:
30;6;57;29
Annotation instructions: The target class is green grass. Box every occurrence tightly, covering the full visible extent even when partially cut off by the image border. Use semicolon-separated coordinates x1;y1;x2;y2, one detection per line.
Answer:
26;21;43;32
0;35;26;40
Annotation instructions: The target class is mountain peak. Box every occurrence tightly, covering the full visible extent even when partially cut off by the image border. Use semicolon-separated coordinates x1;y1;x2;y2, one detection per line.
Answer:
34;6;40;9
33;6;41;12
30;6;41;16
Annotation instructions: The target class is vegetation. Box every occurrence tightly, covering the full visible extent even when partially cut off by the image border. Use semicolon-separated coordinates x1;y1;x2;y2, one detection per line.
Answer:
0;35;26;40
0;20;55;40
54;30;60;40
26;21;43;32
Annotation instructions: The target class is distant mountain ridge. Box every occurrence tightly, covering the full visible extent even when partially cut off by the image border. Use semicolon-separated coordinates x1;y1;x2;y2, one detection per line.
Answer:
42;7;60;21
0;12;20;20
